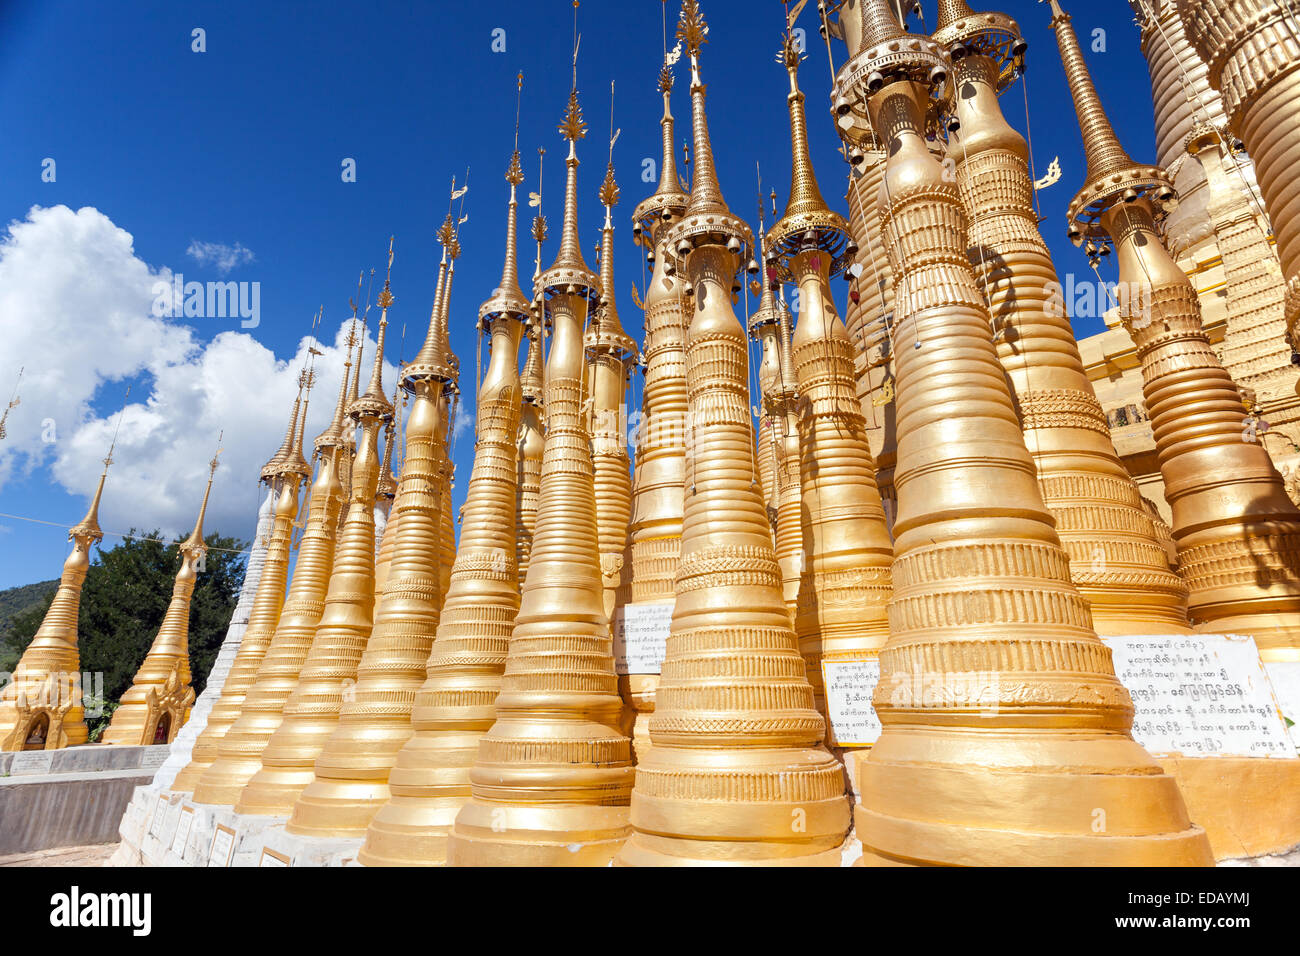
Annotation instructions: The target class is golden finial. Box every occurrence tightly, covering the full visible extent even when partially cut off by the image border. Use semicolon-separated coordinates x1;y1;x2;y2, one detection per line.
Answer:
560;89;588;144
353;241;396;419
542;7;599;293
677;0;709;57
1047;0;1175;244
182;430;222;556
481;73;532;326
768;9;849;277
72;387;129;544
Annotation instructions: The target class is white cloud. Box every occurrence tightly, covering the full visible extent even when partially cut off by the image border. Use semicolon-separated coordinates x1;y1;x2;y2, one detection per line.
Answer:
0;205;399;546
186;239;255;275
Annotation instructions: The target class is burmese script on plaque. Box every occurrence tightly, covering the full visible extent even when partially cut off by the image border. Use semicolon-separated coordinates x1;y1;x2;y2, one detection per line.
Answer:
821;657;882;747
613;601;673;676
1102;634;1296;758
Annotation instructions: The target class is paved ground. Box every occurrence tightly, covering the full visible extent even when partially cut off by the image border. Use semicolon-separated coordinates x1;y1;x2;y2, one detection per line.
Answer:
0;843;118;867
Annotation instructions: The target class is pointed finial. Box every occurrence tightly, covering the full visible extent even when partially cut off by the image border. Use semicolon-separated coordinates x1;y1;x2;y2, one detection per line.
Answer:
352;241;397;420
316;321;357;450
542;22;599;295
480;80;532;328
768;22;849;276
676;0;728;216
182;431;221;556
262;377;302;483
1048;0;1175;242
71;389;129;544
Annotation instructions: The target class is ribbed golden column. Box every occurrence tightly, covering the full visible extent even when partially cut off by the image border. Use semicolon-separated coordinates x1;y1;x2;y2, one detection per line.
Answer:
0;471;109;750
588;162;638;627
768;35;893;725
1052;0;1300;658
288;253;448;836
753;312;779;513
770;285;803;615
172;392;309;791
191;345;360;804
240;389;427;817
616;1;848;867
935;1;1190;634
447;85;634;867
516;315;545;581
360;150;530;866
435;247;462;613
373;391;401;597
1176;0;1300;346
622;64;692;762
838;0;1211;865
102;455;220;746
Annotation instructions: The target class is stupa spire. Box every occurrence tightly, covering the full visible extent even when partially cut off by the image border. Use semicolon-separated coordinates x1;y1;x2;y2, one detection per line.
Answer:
678;0;728;216
0;398;127;750
102;440;221;746
362;121;532;865
448;15;633;864
1048;0;1138;191
777;34;830;223
1049;0;1300;653
768;9;892;725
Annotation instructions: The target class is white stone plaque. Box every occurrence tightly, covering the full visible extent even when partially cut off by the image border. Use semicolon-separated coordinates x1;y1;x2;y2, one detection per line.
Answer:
10;750;54;775
207;824;236;867
140;746;169;769
147;795;168;840
160;800;183;847
1103;634;1297;758
171;806;195;856
821;657;882;747
613;601;673;675
259;848;291;867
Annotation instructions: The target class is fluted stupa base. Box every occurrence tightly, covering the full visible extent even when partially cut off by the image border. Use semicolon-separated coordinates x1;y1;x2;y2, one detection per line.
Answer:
356;730;482;866
855;729;1214;866
234;764;318;816
447;802;631;867
286;777;392;838
615;745;850;866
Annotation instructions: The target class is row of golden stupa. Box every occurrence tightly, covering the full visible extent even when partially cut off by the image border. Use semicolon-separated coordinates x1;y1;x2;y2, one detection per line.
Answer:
4;0;1300;866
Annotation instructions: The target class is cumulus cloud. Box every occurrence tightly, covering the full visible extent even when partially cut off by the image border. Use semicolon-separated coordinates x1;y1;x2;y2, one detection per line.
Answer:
186;239;255;274
0;205;398;546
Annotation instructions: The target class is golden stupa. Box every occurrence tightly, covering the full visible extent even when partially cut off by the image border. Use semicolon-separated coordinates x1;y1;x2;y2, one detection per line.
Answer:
622;56;692;760
615;0;850;867
766;30;894;727
171;380;311;791
359;108;530;866
447;73;636;867
1176;0;1300;355
1048;0;1300;656
101;446;221;746
0;459;112;751
935;0;1191;634
190;332;359;804
835;0;1211;866
236;310;396;817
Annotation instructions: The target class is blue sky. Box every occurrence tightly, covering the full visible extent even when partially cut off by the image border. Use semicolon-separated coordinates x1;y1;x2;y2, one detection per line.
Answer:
0;0;1159;589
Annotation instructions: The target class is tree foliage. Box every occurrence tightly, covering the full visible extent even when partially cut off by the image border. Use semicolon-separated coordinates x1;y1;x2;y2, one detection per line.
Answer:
2;531;247;735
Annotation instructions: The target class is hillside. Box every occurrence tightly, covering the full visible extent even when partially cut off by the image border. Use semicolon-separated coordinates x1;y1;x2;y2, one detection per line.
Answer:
0;578;58;634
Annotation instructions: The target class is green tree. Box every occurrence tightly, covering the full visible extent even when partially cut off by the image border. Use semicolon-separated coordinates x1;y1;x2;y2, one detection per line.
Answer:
3;530;247;738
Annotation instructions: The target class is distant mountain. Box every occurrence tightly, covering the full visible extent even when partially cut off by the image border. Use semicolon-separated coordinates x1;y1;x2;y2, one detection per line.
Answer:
0;579;58;634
